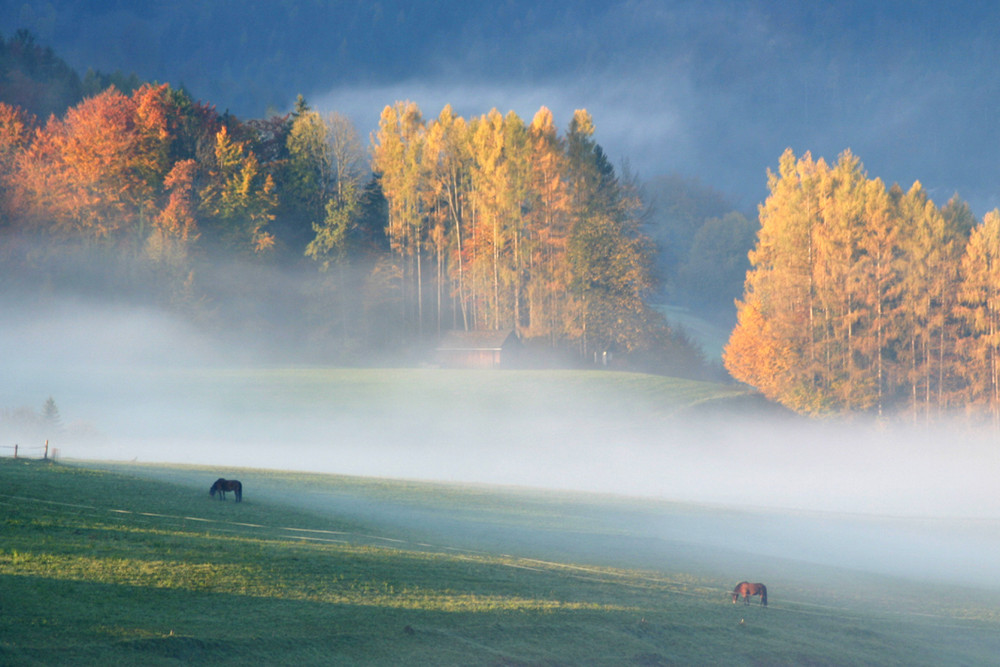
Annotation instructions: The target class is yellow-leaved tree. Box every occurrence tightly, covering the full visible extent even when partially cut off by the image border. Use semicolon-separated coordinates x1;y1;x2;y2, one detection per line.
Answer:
957;209;1000;422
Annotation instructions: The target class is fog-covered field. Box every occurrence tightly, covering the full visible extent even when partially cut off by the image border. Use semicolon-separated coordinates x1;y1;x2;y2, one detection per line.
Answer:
4;298;1000;592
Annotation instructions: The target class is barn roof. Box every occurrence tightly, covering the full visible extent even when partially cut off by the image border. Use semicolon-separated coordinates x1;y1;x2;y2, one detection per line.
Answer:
436;329;519;351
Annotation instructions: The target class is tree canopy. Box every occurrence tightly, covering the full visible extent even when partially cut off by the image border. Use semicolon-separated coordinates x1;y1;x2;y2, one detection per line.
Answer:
0;76;701;373
725;148;997;420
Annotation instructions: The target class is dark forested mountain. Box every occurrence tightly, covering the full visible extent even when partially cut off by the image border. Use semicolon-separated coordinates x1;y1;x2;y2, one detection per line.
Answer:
5;1;1000;216
2;1;603;115
0;29;81;119
641;175;753;320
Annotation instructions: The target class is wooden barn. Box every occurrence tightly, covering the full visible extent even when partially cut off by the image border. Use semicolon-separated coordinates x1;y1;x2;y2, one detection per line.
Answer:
434;329;521;369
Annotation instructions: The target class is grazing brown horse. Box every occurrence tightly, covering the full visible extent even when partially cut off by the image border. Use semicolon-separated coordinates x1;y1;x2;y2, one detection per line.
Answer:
209;478;242;502
732;581;767;606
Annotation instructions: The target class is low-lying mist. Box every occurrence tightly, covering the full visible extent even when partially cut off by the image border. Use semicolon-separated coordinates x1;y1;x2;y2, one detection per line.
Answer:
4;296;1000;588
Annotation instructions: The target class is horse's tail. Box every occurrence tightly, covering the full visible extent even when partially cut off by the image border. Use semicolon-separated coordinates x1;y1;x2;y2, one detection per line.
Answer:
760;585;767;606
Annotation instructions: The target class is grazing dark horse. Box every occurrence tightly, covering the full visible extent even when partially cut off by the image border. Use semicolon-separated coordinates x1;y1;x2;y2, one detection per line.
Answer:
732;581;767;606
209;478;242;502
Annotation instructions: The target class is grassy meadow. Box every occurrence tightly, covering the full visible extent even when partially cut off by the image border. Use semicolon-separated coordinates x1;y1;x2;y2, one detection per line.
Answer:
2;457;999;665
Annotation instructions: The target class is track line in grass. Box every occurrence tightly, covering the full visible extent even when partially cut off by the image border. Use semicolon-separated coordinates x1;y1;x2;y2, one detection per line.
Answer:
351;533;408;544
500;563;547;572
7;495;102;511
278;526;351;536
280;535;350;544
442;545;492;555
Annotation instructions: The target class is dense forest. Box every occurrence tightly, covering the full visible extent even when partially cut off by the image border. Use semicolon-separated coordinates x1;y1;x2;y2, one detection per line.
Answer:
724;149;1000;421
17;28;1000;420
0;31;723;374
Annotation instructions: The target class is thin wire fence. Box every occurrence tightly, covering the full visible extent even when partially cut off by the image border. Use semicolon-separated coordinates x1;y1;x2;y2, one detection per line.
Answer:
0;440;55;460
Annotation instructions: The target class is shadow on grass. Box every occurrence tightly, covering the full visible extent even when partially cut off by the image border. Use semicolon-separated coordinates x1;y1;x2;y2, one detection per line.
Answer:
0;573;748;666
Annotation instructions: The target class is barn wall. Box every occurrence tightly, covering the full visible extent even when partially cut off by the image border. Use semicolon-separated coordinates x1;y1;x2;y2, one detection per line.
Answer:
437;350;501;369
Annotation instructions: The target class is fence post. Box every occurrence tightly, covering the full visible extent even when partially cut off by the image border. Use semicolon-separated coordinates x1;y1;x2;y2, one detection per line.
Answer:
13;444;17;459
44;440;49;460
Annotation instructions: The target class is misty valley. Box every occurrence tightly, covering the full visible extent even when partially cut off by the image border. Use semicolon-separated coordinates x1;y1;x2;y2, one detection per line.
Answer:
4;11;1000;664
4;298;1000;662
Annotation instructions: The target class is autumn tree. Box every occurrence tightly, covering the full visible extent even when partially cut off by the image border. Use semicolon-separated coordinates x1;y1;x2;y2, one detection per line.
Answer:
729;150;906;413
524;106;572;343
369;101;670;362
892;183;972;419
725;149;829;413
146;157;199;300
6;83;214;247
502;111;531;331
468;108;514;330
957;209;1000;421
0;102;34;228
852;177;902;416
726;147;984;418
12;86;156;241
198;124;277;254
372;101;427;332
424;104;473;331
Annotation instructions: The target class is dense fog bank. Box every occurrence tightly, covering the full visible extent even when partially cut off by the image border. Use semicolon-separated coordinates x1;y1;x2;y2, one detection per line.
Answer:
4;296;999;589
3;297;997;517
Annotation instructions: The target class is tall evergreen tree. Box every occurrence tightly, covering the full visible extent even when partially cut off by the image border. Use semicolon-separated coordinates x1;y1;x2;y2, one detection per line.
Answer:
564;110;657;356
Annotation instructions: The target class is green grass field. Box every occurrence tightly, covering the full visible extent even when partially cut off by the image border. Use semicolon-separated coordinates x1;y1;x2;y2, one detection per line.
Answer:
93;366;757;422
3;458;999;665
